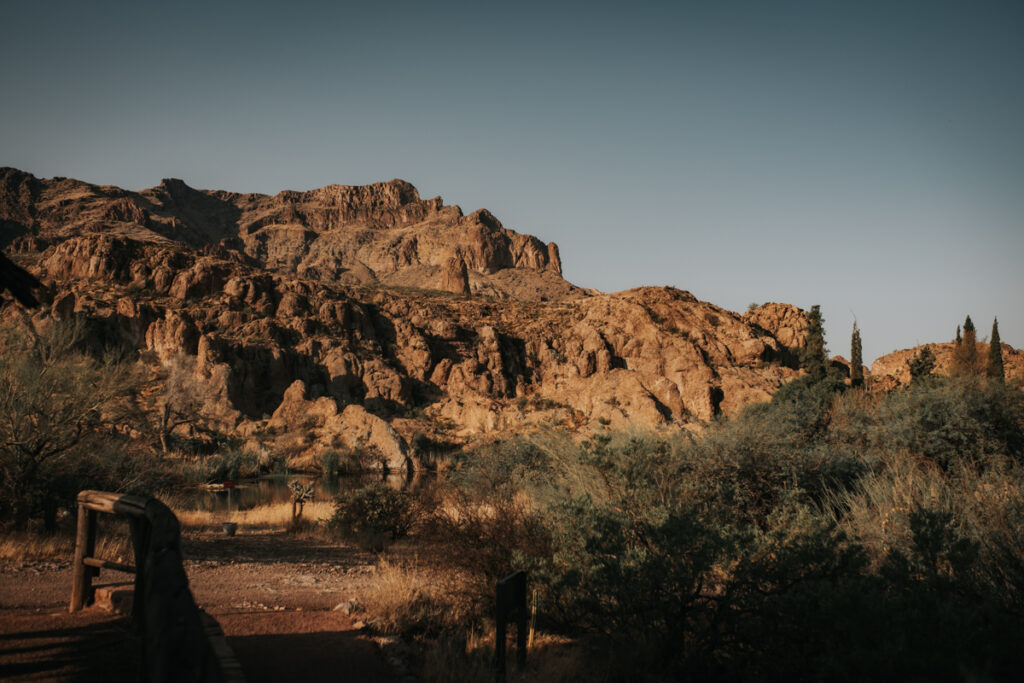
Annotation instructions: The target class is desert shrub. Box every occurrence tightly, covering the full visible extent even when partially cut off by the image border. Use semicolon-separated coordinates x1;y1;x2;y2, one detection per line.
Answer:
362;560;471;637
340;447;373;473
0;319;150;530
411;433;461;471
331;483;416;551
873;376;1024;467
427;438;557;593
746;374;846;444
528;495;720;638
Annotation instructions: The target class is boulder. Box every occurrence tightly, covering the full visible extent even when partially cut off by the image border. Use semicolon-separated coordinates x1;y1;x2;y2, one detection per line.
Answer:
326;405;410;471
440;254;470;295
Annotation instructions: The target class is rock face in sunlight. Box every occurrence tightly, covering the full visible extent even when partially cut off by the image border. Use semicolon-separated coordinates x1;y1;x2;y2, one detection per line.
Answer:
871;342;1024;389
0;166;815;459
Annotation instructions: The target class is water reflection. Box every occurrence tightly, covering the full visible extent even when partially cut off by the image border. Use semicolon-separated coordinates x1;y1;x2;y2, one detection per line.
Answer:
174;471;431;513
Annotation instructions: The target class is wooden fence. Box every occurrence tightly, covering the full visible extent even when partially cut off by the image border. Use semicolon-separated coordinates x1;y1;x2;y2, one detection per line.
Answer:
69;489;243;682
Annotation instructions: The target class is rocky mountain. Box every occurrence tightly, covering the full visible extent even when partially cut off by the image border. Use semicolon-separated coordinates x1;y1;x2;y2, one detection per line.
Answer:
0;167;810;469
0;168;575;301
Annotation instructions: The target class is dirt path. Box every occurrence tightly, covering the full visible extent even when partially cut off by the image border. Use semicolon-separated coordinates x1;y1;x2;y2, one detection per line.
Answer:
0;610;138;681
0;530;407;682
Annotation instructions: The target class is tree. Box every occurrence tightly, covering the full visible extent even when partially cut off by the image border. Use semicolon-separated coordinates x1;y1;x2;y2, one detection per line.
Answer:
0;319;131;529
157;354;203;453
801;305;827;382
850;322;864;388
952;315;981;376
909;346;937;383
988;318;1004;382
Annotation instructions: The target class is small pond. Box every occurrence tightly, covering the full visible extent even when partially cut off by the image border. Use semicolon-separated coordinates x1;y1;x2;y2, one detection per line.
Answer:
172;471;434;513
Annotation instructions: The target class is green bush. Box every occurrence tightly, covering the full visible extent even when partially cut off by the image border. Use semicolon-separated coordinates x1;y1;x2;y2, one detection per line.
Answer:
331;483;415;550
185;449;261;483
875;376;1024;467
406;374;1024;679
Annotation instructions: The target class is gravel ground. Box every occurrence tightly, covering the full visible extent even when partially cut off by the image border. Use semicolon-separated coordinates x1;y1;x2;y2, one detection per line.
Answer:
0;529;407;682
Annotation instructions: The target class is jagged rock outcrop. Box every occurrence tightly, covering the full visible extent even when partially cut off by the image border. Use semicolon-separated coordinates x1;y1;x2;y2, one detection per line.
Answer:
1;167;573;301
0;167;830;466
268;380;411;470
440;254;470;295
742;302;809;354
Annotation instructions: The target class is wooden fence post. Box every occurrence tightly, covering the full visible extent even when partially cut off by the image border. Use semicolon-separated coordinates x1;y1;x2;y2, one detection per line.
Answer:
70;505;97;612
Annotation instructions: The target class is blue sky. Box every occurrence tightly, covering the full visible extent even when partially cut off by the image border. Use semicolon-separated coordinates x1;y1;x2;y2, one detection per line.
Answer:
2;0;1021;363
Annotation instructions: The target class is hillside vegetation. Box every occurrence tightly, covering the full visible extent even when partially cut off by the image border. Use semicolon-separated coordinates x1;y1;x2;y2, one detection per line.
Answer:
385;372;1024;681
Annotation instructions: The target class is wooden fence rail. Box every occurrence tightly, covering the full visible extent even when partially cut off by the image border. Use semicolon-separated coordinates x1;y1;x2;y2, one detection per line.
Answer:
70;490;147;612
68;489;243;682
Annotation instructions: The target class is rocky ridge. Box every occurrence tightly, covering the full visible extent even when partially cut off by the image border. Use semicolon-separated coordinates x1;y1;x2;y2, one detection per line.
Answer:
870;342;1024;389
0;167;813;469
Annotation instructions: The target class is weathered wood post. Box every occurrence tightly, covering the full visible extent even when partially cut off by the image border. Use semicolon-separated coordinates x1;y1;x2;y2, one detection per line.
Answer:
495;570;528;678
69;502;97;612
67;490;244;680
70;490;146;612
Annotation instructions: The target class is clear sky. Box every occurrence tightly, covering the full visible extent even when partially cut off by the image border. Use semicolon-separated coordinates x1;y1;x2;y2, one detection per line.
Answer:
2;0;1021;364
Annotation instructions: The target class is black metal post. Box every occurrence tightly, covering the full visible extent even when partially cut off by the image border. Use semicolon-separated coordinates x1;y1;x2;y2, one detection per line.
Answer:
495;571;528;678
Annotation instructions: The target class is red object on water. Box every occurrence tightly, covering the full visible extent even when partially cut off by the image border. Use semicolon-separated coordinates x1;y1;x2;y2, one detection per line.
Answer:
223;480;235;489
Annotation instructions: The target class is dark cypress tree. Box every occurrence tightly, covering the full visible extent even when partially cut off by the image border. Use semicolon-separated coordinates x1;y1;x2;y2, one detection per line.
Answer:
963;315;979;374
801;305;827;381
850;322;864;387
953;315;980;376
909;346;936;383
988;317;1005;381
955;325;962;346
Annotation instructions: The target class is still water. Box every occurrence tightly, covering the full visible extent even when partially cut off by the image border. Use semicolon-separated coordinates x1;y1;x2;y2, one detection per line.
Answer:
172;471;431;513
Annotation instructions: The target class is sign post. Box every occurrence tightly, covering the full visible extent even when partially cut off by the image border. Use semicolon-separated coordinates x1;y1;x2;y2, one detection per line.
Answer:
222;480;236;536
495;570;528;677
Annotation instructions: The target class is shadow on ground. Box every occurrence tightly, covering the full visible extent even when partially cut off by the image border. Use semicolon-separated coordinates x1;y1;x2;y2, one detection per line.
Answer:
215;610;400;683
0;611;138;682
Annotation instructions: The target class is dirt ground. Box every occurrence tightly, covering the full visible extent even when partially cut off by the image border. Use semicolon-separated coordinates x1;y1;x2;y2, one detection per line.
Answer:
0;529;409;682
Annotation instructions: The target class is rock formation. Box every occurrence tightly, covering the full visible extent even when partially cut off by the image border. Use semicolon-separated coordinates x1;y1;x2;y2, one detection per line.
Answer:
440;254;470;296
0;167;821;468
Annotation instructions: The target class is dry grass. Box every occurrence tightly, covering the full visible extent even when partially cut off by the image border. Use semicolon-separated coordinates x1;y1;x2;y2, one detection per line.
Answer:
361;558;471;635
831;451;951;564
0;532;132;564
173;501;333;529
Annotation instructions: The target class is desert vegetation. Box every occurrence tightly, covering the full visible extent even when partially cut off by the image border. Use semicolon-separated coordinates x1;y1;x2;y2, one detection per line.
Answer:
354;370;1024;681
2;308;1022;681
0;318;174;530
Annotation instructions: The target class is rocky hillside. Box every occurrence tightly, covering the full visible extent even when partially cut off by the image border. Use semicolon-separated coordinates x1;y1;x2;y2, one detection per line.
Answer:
870;342;1024;389
0;167;811;469
0;167;576;301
